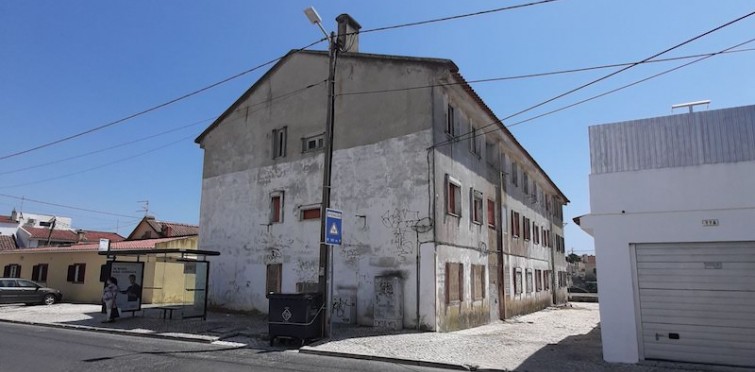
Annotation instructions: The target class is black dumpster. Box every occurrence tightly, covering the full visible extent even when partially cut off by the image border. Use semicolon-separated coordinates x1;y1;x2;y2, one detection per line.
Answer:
268;292;324;346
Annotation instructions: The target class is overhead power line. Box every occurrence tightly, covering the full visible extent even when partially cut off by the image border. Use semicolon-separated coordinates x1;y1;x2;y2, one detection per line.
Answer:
0;193;140;219
359;0;559;34
434;37;755;149
338;47;755;97
0;38;327;162
430;10;755;149
0;2;558;162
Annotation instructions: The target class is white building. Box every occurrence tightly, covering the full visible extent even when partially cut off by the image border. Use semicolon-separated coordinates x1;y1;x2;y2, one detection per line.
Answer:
196;15;568;331
577;104;755;368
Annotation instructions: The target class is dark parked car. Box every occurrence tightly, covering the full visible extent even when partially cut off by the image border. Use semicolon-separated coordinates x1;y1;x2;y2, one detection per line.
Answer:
0;278;62;305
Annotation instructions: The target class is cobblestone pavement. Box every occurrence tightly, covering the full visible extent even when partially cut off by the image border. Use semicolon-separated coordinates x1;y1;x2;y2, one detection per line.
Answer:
0;302;746;372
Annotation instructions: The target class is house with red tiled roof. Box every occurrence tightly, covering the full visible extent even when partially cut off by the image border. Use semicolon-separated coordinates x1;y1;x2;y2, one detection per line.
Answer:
0;235;17;251
127;216;199;240
15;226;125;248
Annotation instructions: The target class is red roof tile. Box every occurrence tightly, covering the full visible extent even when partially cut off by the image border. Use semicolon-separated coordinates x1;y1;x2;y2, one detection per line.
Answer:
0;215;16;224
0;236;194;253
21;227;79;241
0;235;17;250
75;230;125;243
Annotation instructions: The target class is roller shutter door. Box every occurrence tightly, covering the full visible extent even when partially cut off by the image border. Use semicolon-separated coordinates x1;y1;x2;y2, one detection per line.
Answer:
635;242;755;368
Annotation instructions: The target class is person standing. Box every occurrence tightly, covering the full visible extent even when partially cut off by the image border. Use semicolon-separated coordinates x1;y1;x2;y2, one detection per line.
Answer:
102;277;119;323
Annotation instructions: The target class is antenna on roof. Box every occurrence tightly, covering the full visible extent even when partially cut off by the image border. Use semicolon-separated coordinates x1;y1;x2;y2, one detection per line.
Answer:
671;100;710;114
137;200;149;216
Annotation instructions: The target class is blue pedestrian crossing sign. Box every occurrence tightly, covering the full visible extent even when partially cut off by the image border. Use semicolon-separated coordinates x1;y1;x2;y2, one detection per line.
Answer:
325;208;343;245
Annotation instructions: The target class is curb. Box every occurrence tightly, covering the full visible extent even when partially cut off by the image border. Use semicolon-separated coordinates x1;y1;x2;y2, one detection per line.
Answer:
298;346;475;371
0;318;220;344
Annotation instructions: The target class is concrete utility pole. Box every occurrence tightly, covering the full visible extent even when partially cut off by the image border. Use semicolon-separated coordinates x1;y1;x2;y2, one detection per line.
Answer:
305;6;338;338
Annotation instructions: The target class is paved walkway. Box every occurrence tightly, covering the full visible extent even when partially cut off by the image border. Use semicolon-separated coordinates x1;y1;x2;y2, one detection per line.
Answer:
0;302;740;371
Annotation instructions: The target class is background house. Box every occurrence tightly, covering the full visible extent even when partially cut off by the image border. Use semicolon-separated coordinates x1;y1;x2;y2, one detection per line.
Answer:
577;104;755;368
196;15;568;331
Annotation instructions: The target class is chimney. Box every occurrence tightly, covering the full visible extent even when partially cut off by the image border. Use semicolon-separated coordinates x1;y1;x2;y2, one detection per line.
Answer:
336;14;361;53
77;229;86;242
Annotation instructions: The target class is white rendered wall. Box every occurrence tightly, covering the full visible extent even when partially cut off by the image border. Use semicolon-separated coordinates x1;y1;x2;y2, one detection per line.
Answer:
581;160;755;363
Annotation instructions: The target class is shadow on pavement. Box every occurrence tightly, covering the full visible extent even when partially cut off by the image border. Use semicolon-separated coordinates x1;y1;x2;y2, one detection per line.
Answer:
513;324;607;372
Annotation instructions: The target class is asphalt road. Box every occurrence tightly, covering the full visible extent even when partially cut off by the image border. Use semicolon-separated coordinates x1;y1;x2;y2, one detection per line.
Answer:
0;322;447;372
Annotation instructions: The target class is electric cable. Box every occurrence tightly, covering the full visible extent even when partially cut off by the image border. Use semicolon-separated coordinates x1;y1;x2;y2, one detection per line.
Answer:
0;193;140;219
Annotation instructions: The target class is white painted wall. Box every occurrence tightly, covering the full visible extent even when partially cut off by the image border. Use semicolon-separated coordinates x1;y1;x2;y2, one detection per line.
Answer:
581;160;755;363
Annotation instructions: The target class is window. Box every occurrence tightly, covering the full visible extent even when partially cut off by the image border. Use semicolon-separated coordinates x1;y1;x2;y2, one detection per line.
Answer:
67;263;86;283
272;127;287;159
535;269;543;291
511;211;520;238
300;206;321;220
526;269;533;293
469;126;480;156
558;271;567;288
532;182;538;202
270;192;284;223
445;262;463;303
472;265;485;300
523;172;529;195
533;224;540;245
302;133;324;153
511;162;519;187
471;189;483;225
487;199;496;228
545;194;551;213
522;217;531;241
3;264;21;278
446;105;456;136
544;270;551;290
447;176;461;216
266;264;282;295
514;268;523;294
486;140;497;167
31;264;48;282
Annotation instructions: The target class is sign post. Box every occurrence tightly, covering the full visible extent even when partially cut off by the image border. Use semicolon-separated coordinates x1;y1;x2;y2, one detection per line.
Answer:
324;208;342;337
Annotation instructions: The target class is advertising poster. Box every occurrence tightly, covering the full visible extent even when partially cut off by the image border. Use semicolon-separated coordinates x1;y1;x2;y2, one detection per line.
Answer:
111;261;144;312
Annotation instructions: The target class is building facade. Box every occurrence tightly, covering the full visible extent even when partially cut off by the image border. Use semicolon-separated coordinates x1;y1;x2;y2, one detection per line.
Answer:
196;16;568;331
577;104;755;368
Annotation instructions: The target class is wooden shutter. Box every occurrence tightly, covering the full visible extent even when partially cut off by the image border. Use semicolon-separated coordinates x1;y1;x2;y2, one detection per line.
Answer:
67;265;75;282
271;196;281;223
487;200;495;227
77;264;86;283
100;263;112;282
40;264;48;282
3;265;9;278
266;264;282;295
446;262;461;303
32;265;39;281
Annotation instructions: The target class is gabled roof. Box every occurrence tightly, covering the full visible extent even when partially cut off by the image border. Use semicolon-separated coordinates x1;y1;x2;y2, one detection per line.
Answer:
19;226;78;242
194;49;568;203
127;217;199;241
0;235;17;251
0;215;16;224
0;236;194;254
75;230;125;244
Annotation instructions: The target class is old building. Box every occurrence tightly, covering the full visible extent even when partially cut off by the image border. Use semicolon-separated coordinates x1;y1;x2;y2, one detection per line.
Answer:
577;104;755;368
196;15;568;331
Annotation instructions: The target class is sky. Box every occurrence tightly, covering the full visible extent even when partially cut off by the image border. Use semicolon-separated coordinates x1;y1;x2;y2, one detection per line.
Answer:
1;1;754;253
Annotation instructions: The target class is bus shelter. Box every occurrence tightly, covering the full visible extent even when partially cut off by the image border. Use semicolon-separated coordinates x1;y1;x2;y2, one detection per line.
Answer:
98;248;220;320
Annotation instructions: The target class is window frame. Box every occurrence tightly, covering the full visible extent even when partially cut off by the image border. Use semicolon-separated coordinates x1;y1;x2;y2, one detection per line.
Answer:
3;264;21;278
67;263;86;283
270;191;284;224
266;263;282;295
471;264;486;301
471;189;483;225
272;126;287;159
31;263;49;282
486;199;496;228
514;268;523;295
445;262;463;304
446;105;456;137
300;205;321;221
511;210;520;238
446;175;462;217
526;269;533;293
301;133;325;153
511;162;519;187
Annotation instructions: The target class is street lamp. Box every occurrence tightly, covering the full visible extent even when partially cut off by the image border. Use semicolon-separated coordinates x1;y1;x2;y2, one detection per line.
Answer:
304;6;338;339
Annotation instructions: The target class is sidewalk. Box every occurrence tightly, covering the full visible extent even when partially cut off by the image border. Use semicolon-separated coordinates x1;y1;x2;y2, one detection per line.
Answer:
0;302;734;371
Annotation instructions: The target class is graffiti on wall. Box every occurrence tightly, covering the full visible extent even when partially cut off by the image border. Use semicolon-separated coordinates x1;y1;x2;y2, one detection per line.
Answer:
381;209;421;255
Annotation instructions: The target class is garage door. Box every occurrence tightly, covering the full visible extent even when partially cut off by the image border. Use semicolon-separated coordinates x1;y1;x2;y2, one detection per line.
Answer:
635;242;755;368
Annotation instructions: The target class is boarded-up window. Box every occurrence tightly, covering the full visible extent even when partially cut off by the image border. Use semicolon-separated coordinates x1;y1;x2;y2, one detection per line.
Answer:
535;269;542;291
446;262;463;303
544;270;551;290
472;265;485;300
266;264;282;295
522;217;531;240
272;127;287;159
487;199;495;228
301;207;321;220
446;105;456;136
31;264;48;282
67;263;86;283
514;268;523;294
270;192;283;223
